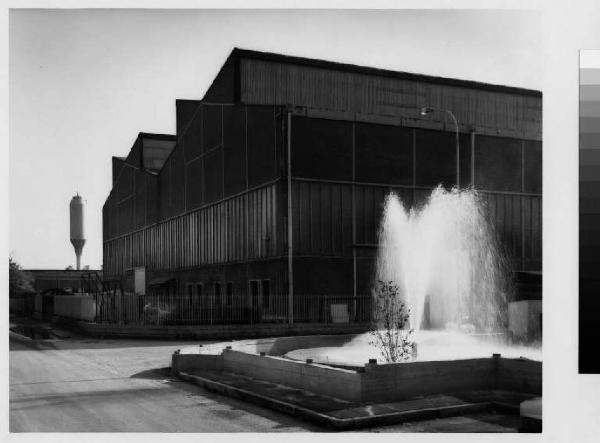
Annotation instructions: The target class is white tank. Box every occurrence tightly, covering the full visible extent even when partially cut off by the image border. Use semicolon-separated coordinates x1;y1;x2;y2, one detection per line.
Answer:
69;193;86;270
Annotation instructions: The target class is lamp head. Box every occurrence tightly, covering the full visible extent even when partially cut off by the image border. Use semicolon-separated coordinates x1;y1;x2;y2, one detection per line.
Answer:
420;106;434;116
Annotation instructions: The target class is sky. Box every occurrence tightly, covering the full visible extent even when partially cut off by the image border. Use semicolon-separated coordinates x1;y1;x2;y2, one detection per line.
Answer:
9;9;541;270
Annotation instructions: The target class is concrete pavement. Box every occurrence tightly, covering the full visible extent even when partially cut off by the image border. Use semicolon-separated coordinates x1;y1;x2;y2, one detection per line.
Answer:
9;332;323;432
9;318;525;433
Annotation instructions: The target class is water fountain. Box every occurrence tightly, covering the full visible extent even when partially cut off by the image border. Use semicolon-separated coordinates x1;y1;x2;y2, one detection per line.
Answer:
376;186;511;334
285;186;541;365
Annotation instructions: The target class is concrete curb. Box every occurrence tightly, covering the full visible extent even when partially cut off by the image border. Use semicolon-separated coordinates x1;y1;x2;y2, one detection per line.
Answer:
177;370;493;430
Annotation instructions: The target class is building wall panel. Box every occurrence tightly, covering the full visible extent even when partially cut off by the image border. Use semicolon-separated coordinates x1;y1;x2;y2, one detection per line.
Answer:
240;59;542;140
183;108;203;163
223;106;247;196
103;182;280;279
247;106;280;187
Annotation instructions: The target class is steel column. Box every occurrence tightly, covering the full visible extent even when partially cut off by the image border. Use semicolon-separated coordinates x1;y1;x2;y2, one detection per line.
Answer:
287;112;294;325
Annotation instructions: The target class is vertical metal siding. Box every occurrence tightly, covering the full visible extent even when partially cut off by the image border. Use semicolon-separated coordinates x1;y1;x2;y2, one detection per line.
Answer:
239;59;541;140
103;182;280;277
282;178;542;279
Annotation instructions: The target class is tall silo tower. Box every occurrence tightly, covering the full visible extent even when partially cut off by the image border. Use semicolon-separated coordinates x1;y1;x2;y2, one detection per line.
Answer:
69;194;86;270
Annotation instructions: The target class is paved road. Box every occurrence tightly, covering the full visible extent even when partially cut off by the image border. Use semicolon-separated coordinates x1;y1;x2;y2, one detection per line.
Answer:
9;324;520;433
9;332;323;432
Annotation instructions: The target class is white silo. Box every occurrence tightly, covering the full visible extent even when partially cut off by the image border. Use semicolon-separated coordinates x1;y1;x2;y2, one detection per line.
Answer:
69;193;86;270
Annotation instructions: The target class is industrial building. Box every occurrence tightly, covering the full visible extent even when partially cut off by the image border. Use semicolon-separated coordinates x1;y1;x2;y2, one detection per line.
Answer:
102;48;542;326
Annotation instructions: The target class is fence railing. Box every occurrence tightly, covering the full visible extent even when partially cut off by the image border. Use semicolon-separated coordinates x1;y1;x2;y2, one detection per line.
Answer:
93;292;373;326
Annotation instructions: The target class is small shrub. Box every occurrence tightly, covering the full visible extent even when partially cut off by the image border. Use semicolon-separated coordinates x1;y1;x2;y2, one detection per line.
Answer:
369;280;415;363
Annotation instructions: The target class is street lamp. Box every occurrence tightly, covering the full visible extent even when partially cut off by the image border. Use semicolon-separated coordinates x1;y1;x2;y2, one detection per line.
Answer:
420;106;460;188
421;107;466;319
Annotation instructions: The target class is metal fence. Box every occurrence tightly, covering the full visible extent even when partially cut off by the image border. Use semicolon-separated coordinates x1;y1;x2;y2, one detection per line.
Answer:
93;292;373;326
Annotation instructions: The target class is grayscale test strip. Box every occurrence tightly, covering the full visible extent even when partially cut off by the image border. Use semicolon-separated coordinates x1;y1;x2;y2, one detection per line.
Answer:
580;50;600;373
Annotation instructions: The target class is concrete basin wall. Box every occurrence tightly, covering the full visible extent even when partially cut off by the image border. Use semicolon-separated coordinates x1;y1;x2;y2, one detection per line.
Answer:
496;358;542;394
172;353;223;374
222;349;362;401
171;336;542;402
361;358;496;402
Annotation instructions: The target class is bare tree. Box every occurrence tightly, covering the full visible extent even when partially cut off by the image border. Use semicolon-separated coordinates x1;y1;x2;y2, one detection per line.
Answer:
369;280;415;363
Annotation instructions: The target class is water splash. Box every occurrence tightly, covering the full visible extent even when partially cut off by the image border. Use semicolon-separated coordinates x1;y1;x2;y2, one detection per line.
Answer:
375;186;512;334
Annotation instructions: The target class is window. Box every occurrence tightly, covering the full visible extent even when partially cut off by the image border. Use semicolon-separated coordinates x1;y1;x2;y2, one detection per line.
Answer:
196;283;203;298
355;122;413;185
249;280;259;309
415;128;470;188
474;135;522;192
214;282;222;307
247;106;277;187
142;138;176;171
185;283;194;311
226;282;233;306
291;117;353;180
261;279;270;309
523;140;542;194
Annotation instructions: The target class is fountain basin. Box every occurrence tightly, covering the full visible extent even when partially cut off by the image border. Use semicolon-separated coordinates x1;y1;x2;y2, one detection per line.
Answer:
285;330;541;367
172;333;541;403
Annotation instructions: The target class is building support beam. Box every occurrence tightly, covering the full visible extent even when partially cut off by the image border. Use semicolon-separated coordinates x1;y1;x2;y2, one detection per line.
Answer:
287;111;294;325
352;121;357;320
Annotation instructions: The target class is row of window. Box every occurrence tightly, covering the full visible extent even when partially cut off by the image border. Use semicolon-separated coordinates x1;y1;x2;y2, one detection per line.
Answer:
185;279;271;309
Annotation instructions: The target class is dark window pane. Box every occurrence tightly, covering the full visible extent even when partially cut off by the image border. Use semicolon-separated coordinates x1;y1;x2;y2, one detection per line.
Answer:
143;137;176;171
523;140;542;194
145;174;158;224
203;105;222;152
203;149;223;204
214;282;222;307
226;282;233;306
159;161;171;218
261;279;270;309
415;128;467;188
185;158;203;210
176;100;201;140
475;135;522;192
134;171;145;229
170;147;185;214
459;136;473;187
247;106;278;187
183;110;203;162
250;280;259;308
292;117;352;181
117;165;134;201
223;106;247;195
355;122;413;185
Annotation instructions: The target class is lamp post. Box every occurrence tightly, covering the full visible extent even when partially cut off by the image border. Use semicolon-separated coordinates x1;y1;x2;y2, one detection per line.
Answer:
420;107;460;188
420;106;463;321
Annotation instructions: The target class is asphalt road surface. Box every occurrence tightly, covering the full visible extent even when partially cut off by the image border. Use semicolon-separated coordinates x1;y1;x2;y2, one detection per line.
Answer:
9;323;519;433
9;331;323;432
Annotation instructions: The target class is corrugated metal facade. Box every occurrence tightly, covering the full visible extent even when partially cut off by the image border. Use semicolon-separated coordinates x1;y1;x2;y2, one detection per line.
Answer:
104;181;283;276
102;48;542;324
239;57;541;141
